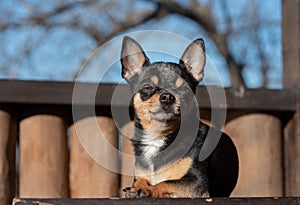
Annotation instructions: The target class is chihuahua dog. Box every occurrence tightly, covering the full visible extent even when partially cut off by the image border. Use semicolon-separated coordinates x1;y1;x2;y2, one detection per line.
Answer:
121;36;238;198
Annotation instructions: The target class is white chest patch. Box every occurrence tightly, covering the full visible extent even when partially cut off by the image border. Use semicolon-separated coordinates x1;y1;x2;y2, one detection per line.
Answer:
141;134;166;164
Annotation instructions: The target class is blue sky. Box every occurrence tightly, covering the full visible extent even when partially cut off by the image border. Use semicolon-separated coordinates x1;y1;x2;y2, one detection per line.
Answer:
0;0;282;88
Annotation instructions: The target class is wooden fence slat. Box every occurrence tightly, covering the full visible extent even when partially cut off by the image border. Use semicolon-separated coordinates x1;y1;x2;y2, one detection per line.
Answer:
120;122;135;197
282;0;300;197
70;117;119;198
19;115;69;198
0;110;16;205
282;0;300;88
284;114;300;196
225;114;283;197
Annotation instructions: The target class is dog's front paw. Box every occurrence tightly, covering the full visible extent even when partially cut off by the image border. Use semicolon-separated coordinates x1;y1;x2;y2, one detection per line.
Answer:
124;186;153;198
123;185;172;198
146;185;173;198
123;179;174;198
123;187;139;198
123;178;151;198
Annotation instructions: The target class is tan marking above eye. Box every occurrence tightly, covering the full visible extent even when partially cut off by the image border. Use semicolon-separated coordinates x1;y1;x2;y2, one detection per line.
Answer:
151;75;159;85
175;78;184;88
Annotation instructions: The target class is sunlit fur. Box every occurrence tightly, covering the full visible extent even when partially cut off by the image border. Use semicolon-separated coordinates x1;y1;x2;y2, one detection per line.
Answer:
122;37;239;198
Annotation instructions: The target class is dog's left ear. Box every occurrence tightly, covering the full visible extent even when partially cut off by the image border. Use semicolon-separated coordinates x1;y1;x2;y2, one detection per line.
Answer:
180;39;206;83
121;36;150;82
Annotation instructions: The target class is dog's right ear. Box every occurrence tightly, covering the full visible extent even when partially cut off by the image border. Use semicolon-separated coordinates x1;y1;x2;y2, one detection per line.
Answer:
121;36;149;82
180;38;206;84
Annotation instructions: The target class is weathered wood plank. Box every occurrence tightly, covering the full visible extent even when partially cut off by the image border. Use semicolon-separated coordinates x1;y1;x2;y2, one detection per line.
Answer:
225;114;283;197
282;0;300;88
120;122;135;197
19;115;69;198
12;197;300;205
282;0;300;197
70;117;119;198
0;109;16;205
0;80;296;111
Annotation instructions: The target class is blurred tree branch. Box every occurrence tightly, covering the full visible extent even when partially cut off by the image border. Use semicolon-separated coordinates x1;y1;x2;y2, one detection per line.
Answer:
0;0;280;89
147;0;246;94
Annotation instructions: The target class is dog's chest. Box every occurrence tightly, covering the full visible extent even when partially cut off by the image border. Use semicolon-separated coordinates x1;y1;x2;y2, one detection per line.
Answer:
141;134;166;164
137;134;192;186
133;134;166;185
135;156;193;186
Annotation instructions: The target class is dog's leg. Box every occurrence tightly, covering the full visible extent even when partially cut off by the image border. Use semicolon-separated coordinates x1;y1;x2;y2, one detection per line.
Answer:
124;178;150;198
147;181;210;198
141;181;175;198
124;179;173;198
125;179;209;198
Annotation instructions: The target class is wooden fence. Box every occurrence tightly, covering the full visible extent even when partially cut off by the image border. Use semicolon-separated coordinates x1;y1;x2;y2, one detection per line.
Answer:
1;0;300;204
0;81;297;205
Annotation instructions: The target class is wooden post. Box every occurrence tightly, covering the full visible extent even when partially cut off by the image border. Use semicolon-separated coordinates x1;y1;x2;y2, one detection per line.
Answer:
70;116;119;198
284;117;299;196
120;121;135;197
282;0;300;197
0;110;16;205
225;114;283;197
19;115;69;198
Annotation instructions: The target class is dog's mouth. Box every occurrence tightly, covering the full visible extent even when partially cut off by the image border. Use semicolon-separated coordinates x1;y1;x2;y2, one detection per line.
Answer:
149;106;180;121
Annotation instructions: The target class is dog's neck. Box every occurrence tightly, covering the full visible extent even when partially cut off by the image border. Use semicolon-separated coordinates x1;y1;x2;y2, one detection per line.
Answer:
132;113;200;167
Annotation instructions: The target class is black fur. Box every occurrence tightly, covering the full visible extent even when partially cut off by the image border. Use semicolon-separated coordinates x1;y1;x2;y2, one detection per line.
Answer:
121;36;239;198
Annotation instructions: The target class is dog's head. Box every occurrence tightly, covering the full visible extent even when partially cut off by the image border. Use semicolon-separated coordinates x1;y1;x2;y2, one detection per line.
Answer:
121;37;206;135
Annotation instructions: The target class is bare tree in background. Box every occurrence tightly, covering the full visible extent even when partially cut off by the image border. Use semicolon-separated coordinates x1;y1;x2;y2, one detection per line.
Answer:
0;0;281;92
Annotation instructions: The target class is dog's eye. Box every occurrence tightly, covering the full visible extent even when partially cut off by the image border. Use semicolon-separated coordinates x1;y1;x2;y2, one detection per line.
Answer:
142;83;154;91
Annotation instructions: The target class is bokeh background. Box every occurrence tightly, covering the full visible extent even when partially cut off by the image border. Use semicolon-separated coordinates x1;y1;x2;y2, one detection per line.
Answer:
0;0;281;89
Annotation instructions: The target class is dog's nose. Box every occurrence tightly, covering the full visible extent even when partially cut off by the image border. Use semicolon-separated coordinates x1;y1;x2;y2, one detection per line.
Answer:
160;93;175;105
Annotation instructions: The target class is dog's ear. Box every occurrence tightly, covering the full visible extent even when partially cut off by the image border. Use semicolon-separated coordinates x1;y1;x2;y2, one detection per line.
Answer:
121;36;150;82
180;38;206;83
